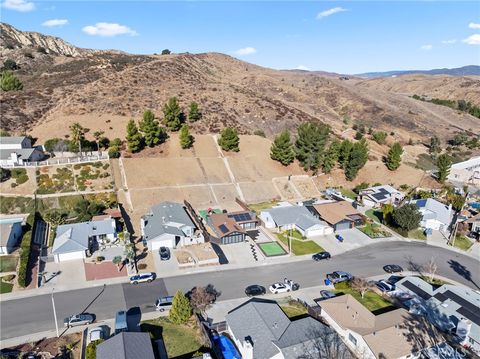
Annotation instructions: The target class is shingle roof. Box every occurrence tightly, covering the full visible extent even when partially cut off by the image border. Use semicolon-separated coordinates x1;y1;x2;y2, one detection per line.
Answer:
0;136;26;145
263;205;326;230
361;185;402;203
412;198;452;226
312;201;361;226
0;148;35;160
208;212;245;237
96;332;155;359
142;201;195;241
0;223;15;246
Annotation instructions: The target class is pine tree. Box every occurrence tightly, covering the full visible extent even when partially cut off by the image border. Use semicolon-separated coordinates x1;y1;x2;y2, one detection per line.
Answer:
169;290;192;324
179;124;194;149
323;140;341;173
163;97;183;131
188;101;202;122
339;139;353;169
218;127;240;152
139;110;164;147
270;130;295;166
436;153;452;183
345;139;369;181
385;142;403;171
429;136;441;155
126;119;143;153
295;122;330;172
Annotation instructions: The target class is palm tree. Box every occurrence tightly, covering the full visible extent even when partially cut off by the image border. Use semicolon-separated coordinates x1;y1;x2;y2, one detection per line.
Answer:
93;130;105;153
69;123;85;154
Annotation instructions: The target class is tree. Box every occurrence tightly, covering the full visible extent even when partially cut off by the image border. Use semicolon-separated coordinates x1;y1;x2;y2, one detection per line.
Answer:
345;139;369;181
161;49;171;55
163;97;183;131
338;139;353;169
385;142;403;171
425;257;438;282
188;101;202;122
372;131;388;145
69;123;86;154
189;286;216;315
85;339;104;359
43;209;66;228
0;167;11;182
112;256;122;271
350;277;373;298
449;194;465;212
295;122;330;172
126;119;143;153
392;204;422;231
323;140;341;173
3;59;18;71
169;290;192;324
0;71;23;91
93;131;104;152
429;136;441;154
436;153;452;183
299;325;352;359
139;110;164;147
270;130;295;166
218;127;240;152
381;203;394;225
179;124;194;149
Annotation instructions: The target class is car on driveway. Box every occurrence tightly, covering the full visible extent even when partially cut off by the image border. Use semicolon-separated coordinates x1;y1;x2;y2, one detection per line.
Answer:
129;272;156;284
245;285;267;297
312;252;331;261
155;296;174;311
88;326;106;343
326;271;353;284
319;290;336;300
64;314;94;328
386;275;404;285
383;264;403;273
375;280;395;293
159;247;171;260
335;234;344;242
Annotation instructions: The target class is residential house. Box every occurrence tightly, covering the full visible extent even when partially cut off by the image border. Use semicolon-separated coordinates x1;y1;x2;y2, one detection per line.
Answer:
141;201;204;251
207;212;247;245
318;294;442;359
96;332;155;359
411;198;452;232
226;210;258;231
359;185;404;208
448;156;480;187
0;220;23;255
52;218;117;262
0;136;44;166
308;201;365;231
260;203;332;237
465;213;480;239
226;298;353;359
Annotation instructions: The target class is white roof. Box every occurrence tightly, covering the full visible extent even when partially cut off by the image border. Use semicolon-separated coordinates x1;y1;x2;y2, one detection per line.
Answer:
451;156;480;170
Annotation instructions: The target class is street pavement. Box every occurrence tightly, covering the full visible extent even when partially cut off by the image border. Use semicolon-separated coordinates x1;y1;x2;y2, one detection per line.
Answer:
1;241;479;343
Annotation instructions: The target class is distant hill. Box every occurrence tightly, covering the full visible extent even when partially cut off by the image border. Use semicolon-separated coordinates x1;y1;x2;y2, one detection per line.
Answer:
357;65;480;78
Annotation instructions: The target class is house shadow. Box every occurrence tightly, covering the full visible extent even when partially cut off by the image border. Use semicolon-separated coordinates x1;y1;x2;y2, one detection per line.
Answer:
210;243;228;265
119;203;135;237
127;306;142;332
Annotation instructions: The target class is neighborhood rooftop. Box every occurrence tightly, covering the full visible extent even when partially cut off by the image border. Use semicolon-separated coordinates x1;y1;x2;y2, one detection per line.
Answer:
312;201;363;226
142;201;195;240
0;136;27;145
263;205;327;231
413;198;452;225
96;332;155;359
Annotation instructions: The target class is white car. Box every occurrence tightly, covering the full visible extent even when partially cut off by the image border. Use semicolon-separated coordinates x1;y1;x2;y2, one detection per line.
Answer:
269;283;291;294
88;326;106;344
129;272;156;284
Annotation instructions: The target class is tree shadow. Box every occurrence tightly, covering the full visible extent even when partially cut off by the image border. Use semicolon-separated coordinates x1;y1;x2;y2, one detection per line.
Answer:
405;255;424;276
448;259;480;290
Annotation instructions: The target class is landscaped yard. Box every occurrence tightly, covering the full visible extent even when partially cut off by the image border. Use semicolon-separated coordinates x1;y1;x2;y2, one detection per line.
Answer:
0;278;14;293
36;166;75;194
358;223;391;238
248;200;278;214
0;255;18;272
258;241;287;256
452;235;474;251
141;317;206;358
333;281;395;313
73;161;113;191
408;228;427;240
279;299;308;319
340;188;357;200
275;233;324;255
365;209;383;223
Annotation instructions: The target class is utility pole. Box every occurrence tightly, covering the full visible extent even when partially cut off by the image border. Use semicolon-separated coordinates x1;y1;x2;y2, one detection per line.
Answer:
51;288;59;337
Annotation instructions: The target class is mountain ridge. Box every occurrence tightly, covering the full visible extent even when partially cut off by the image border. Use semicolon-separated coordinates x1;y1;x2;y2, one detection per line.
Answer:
356;65;480;78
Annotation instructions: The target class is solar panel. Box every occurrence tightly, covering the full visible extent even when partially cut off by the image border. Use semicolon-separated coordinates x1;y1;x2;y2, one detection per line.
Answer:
433;292;448;302
442;290;479;314
416;199;427;208
372;193;387;201
219;224;229;234
228;212;252;222
457;307;480;326
402;280;432;300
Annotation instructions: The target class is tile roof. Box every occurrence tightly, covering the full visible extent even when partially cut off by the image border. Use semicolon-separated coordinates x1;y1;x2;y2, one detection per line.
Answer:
96;332;155;359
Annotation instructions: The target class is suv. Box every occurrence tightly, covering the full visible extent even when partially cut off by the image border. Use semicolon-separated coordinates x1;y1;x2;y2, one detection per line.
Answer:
155;296;174;311
326;271;353;284
129;272;156;284
159;247;171;260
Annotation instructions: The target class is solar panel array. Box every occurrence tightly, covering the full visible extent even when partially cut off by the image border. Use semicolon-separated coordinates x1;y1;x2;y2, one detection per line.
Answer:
402;280;432;300
219;224;229;234
228;212;252;222
439;290;480;326
457;307;480;326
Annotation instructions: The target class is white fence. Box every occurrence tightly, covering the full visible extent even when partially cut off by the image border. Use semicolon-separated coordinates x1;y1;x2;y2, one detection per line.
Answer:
3;152;109;168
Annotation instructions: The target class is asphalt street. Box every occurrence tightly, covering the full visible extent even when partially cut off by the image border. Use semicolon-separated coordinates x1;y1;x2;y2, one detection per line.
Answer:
1;241;479;341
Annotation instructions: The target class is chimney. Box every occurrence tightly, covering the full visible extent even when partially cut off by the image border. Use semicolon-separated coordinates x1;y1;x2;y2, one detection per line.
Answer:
244;337;254;359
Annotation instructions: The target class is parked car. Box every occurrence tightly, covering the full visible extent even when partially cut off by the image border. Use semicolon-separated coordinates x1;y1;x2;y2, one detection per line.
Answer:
269;283;290;294
375;280;395;292
159;246;171;260
115;310;128;334
129;272;156;284
319;290;336;300
386;275;404;285
245;285;267;297
155;296;174;311
312;252;331;261
383;264;403;273
64;314;94;328
326;271;353;284
335;234;344;242
88;326;106;343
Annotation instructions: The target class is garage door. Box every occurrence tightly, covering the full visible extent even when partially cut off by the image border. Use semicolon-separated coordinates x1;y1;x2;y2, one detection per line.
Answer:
57;251;85;262
306;228;325;237
335;221;351;231
151;239;174;251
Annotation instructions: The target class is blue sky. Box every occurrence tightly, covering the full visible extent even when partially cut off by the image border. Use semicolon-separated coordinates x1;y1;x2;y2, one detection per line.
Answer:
2;0;479;73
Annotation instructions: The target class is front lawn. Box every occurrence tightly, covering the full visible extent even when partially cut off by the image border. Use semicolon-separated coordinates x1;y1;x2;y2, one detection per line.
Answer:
452;235;474;251
333;281;395;313
279;300;308;319
408;228;427;240
358;223;391;238
0;255;18;272
365;209;383;223
275;233;324;255
0;278;14;294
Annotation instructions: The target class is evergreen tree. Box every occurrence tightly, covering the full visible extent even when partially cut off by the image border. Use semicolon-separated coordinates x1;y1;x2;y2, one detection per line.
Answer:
429;136;441;155
139;110;164;147
179;124;194;149
126;119;143;153
323;140;341;173
339;139;353;169
270;130;295;166
436;153;452;183
169;290;192;324
295;122;330;172
188;101;202;122
218;127;240;152
381;203;394;225
163;97;183;131
385;142;403;171
345;139;369;181
0;71;23;91
392;204;422;231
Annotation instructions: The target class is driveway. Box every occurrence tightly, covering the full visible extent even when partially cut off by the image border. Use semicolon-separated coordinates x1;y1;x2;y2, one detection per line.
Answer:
153;250;179;277
42;259;86;290
313;228;391;255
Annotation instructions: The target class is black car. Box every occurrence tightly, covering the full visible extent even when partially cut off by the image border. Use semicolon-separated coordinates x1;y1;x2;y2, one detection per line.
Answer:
245;285;267;297
383;264;403;273
159;246;171;260
312;251;331;261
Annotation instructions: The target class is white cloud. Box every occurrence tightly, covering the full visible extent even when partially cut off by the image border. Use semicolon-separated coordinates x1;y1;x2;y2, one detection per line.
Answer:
317;7;347;19
420;44;433;50
463;34;480;45
1;0;35;12
295;65;311;71
234;47;257;56
42;19;68;27
441;39;457;44
82;22;138;37
469;22;480;29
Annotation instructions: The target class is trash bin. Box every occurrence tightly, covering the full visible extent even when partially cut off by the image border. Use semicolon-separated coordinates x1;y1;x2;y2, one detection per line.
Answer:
324;278;331;286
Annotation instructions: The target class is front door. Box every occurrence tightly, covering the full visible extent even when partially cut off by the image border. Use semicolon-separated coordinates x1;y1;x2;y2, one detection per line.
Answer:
175;236;181;248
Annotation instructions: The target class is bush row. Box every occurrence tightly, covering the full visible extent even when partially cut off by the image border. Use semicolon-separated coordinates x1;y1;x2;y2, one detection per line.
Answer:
17;212;35;288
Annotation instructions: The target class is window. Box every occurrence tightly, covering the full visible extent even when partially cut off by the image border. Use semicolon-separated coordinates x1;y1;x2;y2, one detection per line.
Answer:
348;333;357;346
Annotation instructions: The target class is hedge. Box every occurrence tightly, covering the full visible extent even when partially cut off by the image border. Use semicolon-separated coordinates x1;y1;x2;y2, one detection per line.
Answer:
17;212;35;288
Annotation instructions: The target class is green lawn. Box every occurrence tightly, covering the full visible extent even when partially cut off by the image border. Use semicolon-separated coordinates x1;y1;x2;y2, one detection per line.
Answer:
275;233;324;255
258;242;287;256
452;235;474;251
141;317;206;358
333;281;395;312
340;188;357;200
0;279;14;294
408;228;427;240
0;256;17;273
365;209;383;223
279;300;308;319
358;223;391;238
248;201;278;214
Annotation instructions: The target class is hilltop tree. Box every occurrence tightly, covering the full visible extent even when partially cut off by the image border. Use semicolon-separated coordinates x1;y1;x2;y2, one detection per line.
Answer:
345;139;369;181
163;97;183;131
0;71;23;91
188;101;202;122
338;139;353;169
429;136;441;155
295;122;330;173
323;140;341;173
392;204;422;231
385;142;403;171
69;123;86;154
169;290;192;324
179;124;194;149
270;130;295;166
139;110;164;147
218;127;239;152
161;49;171;55
126;119;143;153
436;153;452;183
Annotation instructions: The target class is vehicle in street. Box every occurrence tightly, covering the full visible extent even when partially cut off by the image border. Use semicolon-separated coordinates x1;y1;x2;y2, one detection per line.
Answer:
312;252;331;261
326;271;353;284
245;285;267;297
335;234;344;242
159;246;171;260
375;280;395;292
269;283;290;294
63;314;94;328
319;290;336;300
383;264;403;273
155;296;174;311
129;272;156;284
115;310;128;334
88;326;106;343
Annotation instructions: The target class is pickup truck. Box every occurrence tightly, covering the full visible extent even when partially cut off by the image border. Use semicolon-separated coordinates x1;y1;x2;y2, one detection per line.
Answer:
326;271;353;284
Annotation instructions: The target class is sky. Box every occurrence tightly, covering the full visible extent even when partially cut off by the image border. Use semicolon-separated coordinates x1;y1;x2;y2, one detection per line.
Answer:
2;0;479;74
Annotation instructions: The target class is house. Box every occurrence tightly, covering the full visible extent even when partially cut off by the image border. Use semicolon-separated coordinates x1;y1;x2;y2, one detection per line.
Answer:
411;198;452;231
259;204;332;237
309;201;365;231
52;218;117;262
359;185;404;208
226;210;258;231
448;156;480;186
226;298;353;359
465;213;480;238
141;201;204;251
0;220;23;255
0;136;44;166
96;332;155;359
318;294;442;359
395;276;480;355
207;212;247;245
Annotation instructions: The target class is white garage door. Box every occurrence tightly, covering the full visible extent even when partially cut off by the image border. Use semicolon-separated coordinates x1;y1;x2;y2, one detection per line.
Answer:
306;227;326;237
150;239;174;251
56;251;85;262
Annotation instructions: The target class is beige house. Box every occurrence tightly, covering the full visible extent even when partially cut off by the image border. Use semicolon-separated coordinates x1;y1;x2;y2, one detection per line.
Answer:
448;156;480;186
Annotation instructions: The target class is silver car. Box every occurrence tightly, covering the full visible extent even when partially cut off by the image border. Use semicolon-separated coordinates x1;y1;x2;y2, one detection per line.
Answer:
64;314;94;327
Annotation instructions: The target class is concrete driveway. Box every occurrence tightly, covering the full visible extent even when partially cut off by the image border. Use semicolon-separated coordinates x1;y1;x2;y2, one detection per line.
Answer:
153;250;179;277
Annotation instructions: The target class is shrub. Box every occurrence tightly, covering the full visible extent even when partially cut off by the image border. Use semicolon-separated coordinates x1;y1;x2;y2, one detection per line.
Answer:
137;263;147;270
108;147;120;158
18;227;33;288
254;129;266;137
96;256;105;262
2;274;15;282
86;339;104;359
1;71;23;91
372;131;388;145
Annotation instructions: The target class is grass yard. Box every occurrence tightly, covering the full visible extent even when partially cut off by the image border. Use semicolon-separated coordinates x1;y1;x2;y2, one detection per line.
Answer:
141;317;206;358
408;228;427;240
452;235;474;251
334;281;395;313
248;200;278;214
258;241;287;256
359;223;391;238
279;300;308;319
340;188;357;200
365;209;383;223
275;233;324;255
0;256;18;272
0;278;14;294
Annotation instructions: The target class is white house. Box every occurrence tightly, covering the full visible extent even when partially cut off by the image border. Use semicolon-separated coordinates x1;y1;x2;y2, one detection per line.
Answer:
141;201;204;251
52;218;117;262
0;136;44;166
259;203;332;237
359;185;404;208
411;198;452;232
448;156;480;187
0;220;23;255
